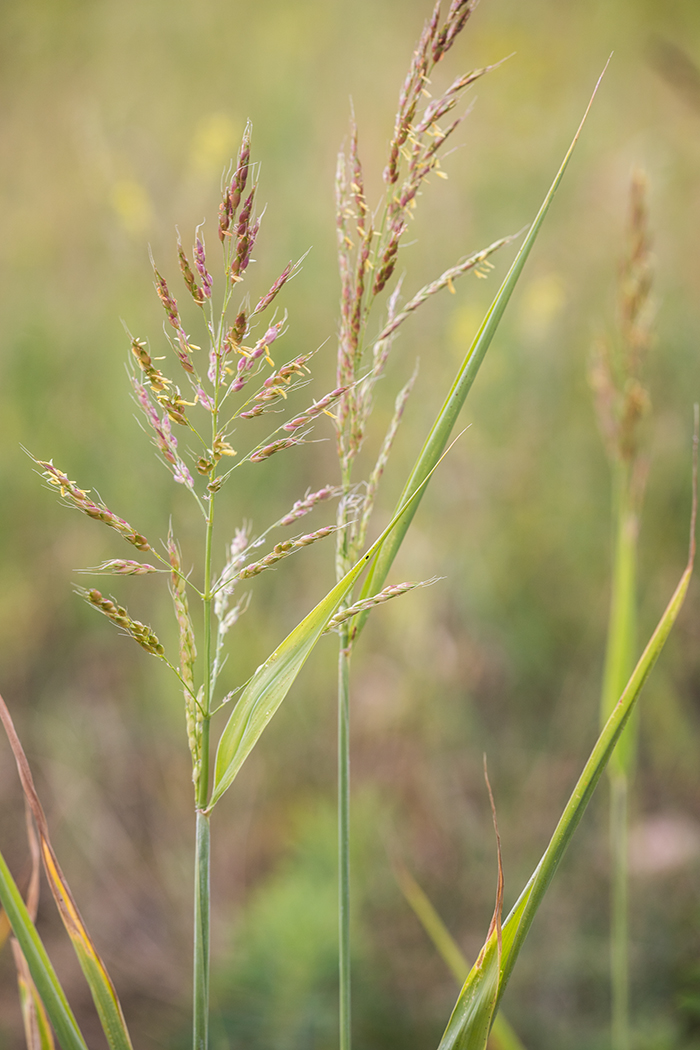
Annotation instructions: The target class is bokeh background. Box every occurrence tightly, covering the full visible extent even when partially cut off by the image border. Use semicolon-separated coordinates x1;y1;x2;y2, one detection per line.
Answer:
2;1;700;1047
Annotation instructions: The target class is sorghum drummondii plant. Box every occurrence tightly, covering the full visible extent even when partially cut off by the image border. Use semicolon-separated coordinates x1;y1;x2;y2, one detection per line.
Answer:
0;4;696;1050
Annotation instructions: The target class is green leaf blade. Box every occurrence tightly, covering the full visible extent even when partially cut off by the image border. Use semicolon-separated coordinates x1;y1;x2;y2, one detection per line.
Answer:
0;849;88;1050
207;453;448;811
438;539;693;1050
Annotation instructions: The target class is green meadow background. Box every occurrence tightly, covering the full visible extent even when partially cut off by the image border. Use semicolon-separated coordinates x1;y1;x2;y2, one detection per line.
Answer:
2;1;700;1047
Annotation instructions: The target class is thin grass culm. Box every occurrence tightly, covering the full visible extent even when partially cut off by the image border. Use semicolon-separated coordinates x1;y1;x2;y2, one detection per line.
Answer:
590;169;654;1050
0;3;697;1049
331;6;512;1045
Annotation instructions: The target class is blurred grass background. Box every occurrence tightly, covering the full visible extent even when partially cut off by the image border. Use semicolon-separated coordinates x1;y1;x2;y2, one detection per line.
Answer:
2;0;700;1047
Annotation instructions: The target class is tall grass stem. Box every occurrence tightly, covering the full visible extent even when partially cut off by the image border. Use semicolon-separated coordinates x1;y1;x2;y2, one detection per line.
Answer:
610;774;630;1050
601;464;638;1050
338;630;352;1050
193;811;211;1050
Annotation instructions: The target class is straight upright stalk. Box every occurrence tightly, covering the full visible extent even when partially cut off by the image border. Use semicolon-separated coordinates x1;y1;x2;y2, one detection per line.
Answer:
601;463;637;1050
193;810;211;1050
338;628;352;1050
610;774;629;1050
194;491;216;1050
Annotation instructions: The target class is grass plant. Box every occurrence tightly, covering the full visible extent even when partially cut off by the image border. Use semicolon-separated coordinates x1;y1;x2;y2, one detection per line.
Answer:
0;3;697;1049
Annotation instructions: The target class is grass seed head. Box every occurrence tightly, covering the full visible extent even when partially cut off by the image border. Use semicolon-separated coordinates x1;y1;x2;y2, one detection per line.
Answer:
283;386;346;432
253;261;294;316
236;525;337;579
130;337;171;392
36;459;151;551
250;437;301;463
167;535;199;776
177;234;206;304
80;588;165;656
134;382;194;488
194;234;213;300
89;560;159;575
279;485;342;526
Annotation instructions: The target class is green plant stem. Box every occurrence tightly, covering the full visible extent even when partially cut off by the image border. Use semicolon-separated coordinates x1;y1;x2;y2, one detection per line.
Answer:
601;461;638;1050
193;810;211;1050
338;627;352;1050
601;462;638;773
194;475;216;1050
199;494;216;807
610;773;629;1050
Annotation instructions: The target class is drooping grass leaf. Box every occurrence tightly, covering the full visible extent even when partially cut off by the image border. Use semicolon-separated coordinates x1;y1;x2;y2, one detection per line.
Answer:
0;847;88;1050
354;61;611;638
208;443;458;811
437;432;696;1050
0;692;134;1050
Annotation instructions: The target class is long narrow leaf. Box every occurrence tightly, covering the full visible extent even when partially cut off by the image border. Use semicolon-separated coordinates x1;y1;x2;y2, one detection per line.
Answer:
0;848;88;1050
10;804;56;1050
0;692;134;1050
354;62;610;639
208;443;457;811
437;437;696;1050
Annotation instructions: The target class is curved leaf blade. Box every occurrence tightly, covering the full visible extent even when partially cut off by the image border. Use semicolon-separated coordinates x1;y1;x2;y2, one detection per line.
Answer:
208;449;451;811
438;485;695;1049
0;693;134;1050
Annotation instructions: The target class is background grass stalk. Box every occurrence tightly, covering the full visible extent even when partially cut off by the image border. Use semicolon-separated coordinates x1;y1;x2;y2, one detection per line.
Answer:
601;462;638;1050
610;775;629;1050
592;168;653;1050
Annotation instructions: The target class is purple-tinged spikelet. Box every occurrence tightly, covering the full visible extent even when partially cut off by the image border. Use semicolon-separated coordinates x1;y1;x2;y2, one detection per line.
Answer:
373;219;407;296
156;390;191;426
250;437;301;463
134;382;195;487
219;123;252;242
283;387;346;431
151;255;196;374
79;588;165;656
88;560;159;575
194;235;213;300
323;578;434;633
235;525;337;580
279;486;342;526
130;338;171;392
152;264;181;329
36;459;151;551
229;318;285;393
253;261;293;316
177;235;206;304
433;0;477;64
168;533;200;782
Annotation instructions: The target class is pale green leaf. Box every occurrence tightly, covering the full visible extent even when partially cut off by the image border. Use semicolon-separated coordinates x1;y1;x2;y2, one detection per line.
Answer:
208;450;450;811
